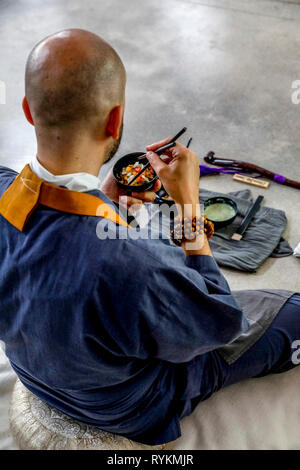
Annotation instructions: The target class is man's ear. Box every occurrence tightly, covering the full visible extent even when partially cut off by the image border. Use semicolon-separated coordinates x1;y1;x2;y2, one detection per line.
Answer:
22;97;34;126
106;105;123;140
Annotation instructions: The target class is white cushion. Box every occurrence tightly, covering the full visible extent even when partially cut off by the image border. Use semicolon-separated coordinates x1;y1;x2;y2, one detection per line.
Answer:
9;379;165;450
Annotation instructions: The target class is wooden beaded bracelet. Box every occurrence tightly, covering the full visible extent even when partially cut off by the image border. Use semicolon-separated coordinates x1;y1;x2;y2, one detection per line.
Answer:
170;215;214;247
203;216;215;240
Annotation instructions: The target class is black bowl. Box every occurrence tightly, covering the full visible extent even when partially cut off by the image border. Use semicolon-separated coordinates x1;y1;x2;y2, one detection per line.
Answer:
204;196;238;229
113;152;158;193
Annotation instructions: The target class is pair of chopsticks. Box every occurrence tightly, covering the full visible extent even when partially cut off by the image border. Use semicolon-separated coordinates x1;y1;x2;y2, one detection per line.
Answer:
128;127;187;186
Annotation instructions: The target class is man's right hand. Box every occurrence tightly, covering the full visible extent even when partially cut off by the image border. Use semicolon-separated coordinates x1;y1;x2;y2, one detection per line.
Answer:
145;137;200;210
146;138;212;256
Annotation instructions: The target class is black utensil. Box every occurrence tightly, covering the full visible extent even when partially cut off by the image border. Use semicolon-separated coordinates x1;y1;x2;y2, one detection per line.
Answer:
128;141;176;185
231;195;264;241
128;127;187;186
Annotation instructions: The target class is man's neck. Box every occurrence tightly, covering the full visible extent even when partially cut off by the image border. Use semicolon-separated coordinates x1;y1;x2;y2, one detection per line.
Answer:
36;154;103;176
35;128;106;176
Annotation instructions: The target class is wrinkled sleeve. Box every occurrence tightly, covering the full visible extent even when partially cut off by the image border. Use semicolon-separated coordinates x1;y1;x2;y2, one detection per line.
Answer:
148;253;249;362
95;235;249;364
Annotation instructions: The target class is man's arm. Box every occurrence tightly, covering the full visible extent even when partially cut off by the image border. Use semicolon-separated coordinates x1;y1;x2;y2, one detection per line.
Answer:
145;139;210;256
95;235;248;364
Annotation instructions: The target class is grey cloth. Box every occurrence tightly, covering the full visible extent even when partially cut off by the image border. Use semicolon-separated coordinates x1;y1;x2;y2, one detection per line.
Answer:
217;289;295;364
199;188;293;272
271;237;294;258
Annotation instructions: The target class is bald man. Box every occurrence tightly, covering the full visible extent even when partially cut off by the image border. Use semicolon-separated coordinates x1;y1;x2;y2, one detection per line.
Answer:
0;29;299;447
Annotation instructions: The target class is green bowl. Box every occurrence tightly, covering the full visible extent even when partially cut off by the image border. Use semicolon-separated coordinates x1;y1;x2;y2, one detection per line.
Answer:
204;197;238;229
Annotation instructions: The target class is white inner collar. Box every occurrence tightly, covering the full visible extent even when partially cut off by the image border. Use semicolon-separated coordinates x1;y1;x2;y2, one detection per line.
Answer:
30;155;102;192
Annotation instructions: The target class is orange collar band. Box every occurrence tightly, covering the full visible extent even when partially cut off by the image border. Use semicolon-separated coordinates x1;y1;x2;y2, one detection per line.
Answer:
0;164;130;231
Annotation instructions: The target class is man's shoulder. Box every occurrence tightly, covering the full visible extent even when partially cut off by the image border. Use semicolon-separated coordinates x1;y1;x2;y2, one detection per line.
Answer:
0;166;18;195
0;165;18;177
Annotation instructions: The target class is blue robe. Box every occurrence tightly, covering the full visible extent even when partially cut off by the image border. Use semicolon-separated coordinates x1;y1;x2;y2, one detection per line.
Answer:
0;165;248;445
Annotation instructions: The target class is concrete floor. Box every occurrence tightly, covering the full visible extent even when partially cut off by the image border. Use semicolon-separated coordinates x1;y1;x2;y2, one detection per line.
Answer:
0;0;299;290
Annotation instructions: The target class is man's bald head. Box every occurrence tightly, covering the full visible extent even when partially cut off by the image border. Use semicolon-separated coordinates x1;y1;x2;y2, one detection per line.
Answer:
25;29;126;129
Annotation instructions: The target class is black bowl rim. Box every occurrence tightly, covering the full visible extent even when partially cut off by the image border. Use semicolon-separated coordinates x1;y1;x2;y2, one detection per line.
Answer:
113;152;158;192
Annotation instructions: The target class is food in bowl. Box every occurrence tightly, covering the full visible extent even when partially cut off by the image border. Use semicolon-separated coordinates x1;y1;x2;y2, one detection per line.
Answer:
119;161;155;186
204;202;236;222
113;152;158;192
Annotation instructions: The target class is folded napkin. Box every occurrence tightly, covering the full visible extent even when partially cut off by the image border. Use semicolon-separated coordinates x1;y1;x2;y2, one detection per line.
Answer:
199;188;293;272
294;242;300;257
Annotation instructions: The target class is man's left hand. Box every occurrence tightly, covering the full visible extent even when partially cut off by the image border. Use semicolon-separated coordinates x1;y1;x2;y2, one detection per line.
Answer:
100;168;161;213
